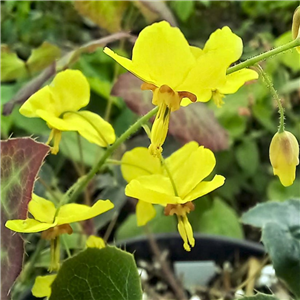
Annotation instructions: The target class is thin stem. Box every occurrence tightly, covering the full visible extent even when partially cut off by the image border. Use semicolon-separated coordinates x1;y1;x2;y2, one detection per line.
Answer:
103;214;118;242
19;239;46;282
62;106;159;205
145;225;188;300
77;133;85;175
61;235;72;258
257;64;285;133
227;38;300;75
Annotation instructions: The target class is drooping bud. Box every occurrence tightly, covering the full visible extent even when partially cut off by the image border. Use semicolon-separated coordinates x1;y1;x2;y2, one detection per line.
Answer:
292;6;300;53
269;131;299;187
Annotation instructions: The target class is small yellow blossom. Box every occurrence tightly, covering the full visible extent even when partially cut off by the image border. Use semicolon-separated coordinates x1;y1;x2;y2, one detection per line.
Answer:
19;69;116;154
104;21;258;156
86;235;106;249
6;194;114;270
269;131;299;186
32;274;56;298
121;142;225;251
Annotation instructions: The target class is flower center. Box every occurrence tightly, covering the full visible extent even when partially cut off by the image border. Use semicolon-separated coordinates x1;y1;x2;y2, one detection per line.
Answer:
41;224;73;240
142;83;196;157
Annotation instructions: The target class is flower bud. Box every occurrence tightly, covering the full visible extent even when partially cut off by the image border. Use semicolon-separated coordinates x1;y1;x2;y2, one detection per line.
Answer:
292;6;300;53
269;131;299;187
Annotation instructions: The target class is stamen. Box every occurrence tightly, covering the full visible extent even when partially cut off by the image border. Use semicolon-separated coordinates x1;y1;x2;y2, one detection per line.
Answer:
178;91;197;103
141;83;157;91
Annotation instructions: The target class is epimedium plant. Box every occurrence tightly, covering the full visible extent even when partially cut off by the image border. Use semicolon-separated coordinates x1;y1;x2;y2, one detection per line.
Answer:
1;3;300;300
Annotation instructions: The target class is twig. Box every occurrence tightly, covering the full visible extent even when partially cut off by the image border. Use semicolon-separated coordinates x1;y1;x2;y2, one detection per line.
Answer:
145;226;188;300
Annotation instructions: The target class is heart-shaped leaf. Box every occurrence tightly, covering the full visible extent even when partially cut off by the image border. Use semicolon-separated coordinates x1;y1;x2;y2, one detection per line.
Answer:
50;247;142;300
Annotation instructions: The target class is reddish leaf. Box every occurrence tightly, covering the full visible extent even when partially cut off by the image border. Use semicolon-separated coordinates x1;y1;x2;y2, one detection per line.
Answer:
112;73;228;151
1;138;49;300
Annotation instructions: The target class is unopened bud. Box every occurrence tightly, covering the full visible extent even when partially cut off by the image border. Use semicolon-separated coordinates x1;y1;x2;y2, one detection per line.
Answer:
269;131;299;187
292;6;300;52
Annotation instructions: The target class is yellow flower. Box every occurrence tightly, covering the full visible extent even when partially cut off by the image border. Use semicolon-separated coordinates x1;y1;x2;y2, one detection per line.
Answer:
269;131;299;187
6;194;114;270
104;21;258;156
121;142;225;251
19;69;116;154
86;235;106;249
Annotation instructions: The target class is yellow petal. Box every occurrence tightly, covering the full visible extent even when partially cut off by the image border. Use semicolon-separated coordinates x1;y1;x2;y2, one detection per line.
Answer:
177;53;225;103
32;274;57;298
177;26;243;102
184;175;225;202
136;200;156;226
20;70;90;118
104;21;196;89
5;218;55;233
86;235;106;249
19;86;58;117
165;141;199;174
203;26;243;67
125;175;182;205
57;200;114;225
121;147;161;182
62;111;116;147
172;146;216;199
218;69;259;94
189;46;204;59
28;194;56;223
35;110;78;131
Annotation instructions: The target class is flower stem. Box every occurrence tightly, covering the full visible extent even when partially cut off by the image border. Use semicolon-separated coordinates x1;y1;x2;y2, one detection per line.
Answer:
227;38;300;74
257;65;285;133
63;106;158;204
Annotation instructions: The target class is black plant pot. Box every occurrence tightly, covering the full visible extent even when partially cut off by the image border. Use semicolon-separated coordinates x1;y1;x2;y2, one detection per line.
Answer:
118;233;265;264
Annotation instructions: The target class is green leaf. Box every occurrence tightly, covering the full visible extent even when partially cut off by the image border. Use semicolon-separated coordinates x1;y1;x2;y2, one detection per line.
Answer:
242;199;300;234
1;43;60;82
116;206;176;241
50;247;143;300
193;198;244;239
275;31;300;73
242;199;300;297
236;293;279;300
1;45;27;82
60;132;104;167
267;178;300;201
262;222;300;298
74;1;129;32
236;139;259;176
1;138;49;300
26;41;60;74
171;1;194;22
